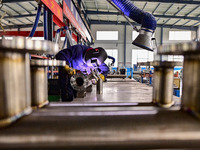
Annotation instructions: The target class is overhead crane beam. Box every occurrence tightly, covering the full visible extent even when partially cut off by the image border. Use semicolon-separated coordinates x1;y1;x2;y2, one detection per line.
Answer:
2;0;34;3
90;20;198;31
86;10;200;21
129;0;200;5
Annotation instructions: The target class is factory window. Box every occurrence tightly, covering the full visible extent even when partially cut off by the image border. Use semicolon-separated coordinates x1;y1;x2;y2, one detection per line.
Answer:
0;36;13;40
105;49;118;67
132;49;154;65
169;31;191;40
132;31;139;40
96;31;118;40
168;55;183;62
61;37;65;41
31;37;44;40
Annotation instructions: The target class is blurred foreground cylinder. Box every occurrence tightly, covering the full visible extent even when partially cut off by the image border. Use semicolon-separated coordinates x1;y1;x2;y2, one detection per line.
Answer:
31;60;48;108
0;38;32;127
182;55;200;113
152;61;176;108
0;36;59;127
31;59;66;107
97;78;103;94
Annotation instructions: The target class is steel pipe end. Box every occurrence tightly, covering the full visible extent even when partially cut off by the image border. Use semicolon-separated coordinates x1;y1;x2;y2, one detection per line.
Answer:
157;101;175;108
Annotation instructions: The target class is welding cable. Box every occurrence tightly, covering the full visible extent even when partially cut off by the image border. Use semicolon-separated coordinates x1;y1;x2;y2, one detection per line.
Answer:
111;0;156;32
43;5;48;40
28;4;42;37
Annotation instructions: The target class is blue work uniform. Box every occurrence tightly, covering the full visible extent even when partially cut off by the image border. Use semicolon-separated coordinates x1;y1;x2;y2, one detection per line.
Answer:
55;45;109;101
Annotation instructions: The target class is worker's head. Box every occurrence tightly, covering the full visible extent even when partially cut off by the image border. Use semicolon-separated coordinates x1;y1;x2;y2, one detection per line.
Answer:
84;47;107;68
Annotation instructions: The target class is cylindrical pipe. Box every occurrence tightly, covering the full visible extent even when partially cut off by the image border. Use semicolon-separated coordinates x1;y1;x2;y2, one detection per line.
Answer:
25;53;31;109
62;26;68;49
70;73;92;92
0;52;32;127
62;33;68;49
43;5;48;40
152;62;175;108
31;67;48;107
182;55;200;113
28;4;42;37
96;79;103;94
30;59;49;108
54;28;61;44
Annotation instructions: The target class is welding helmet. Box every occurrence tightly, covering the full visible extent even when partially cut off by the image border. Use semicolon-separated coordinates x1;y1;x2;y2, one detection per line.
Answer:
84;47;107;67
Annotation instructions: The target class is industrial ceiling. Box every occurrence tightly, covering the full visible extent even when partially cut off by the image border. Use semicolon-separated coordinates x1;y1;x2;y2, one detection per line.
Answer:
0;0;200;31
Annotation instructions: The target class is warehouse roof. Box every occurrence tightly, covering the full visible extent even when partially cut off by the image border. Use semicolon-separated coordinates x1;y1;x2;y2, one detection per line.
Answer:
0;0;199;31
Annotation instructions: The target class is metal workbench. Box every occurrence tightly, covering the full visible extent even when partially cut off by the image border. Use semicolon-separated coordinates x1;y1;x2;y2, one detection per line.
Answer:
1;80;200;149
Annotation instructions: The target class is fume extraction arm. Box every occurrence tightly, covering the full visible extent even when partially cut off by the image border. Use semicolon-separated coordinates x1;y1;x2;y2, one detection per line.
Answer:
109;0;157;51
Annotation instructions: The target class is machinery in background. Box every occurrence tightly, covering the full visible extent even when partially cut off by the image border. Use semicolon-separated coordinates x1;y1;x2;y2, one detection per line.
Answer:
133;62;153;85
107;66;127;79
133;61;182;98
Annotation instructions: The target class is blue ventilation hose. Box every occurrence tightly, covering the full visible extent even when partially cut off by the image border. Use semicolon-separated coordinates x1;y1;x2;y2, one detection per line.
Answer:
28;4;42;37
111;0;156;32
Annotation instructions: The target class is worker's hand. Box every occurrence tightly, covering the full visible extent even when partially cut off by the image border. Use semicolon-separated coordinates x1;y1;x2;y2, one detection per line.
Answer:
111;62;114;66
65;65;76;76
99;74;105;81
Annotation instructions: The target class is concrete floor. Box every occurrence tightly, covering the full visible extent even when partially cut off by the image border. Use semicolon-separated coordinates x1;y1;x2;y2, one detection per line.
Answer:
0;79;200;149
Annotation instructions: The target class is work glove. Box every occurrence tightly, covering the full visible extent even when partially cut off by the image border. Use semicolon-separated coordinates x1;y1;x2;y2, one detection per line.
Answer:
64;65;76;76
99;74;105;81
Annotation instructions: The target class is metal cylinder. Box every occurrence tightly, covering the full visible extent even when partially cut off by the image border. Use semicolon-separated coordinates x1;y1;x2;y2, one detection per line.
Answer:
152;61;175;108
31;60;48;108
70;73;91;92
182;55;200;113
0;52;32;127
97;79;103;94
0;36;59;127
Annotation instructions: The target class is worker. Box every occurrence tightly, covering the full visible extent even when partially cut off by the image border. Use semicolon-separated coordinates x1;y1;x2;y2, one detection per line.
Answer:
55;45;109;102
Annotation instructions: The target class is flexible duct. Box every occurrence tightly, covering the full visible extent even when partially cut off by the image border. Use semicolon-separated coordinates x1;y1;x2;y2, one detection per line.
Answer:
28;4;42;37
111;0;157;51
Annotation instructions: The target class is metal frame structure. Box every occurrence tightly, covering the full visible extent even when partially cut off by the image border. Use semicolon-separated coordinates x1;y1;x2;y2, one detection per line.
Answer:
0;0;199;37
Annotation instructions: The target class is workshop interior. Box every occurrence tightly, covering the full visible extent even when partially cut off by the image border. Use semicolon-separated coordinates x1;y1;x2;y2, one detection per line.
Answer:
0;0;200;149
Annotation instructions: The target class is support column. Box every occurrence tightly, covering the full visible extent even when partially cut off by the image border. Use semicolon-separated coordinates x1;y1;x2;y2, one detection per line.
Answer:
47;8;53;41
124;24;126;67
152;61;177;108
196;25;200;40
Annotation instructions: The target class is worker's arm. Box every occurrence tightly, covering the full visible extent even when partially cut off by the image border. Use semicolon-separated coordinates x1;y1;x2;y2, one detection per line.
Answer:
107;55;115;66
55;49;72;66
55;50;76;75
